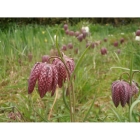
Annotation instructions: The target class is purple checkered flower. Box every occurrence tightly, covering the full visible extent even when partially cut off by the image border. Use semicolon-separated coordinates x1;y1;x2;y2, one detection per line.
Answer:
52;54;75;88
111;80;139;107
28;62;58;98
42;55;50;63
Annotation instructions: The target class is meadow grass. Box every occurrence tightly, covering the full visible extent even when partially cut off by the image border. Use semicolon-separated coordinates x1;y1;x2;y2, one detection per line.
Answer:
0;23;140;122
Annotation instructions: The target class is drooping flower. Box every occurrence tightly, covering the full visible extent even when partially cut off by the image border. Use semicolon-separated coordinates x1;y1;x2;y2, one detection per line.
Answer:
100;48;107;55
111;80;139;107
28;62;45;94
63;24;68;30
42;55;50;63
61;45;67;51
77;34;84;42
28;62;58;98
67;43;73;49
52;54;75;88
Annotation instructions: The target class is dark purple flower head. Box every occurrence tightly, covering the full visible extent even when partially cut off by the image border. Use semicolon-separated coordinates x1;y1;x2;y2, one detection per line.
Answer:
65;29;69;35
111;80;139;107
63;24;68;30
116;49;121;54
136;30;140;36
52;54;75;88
75;31;80;37
61;45;67;51
101;48;107;55
52;58;67;88
67;43;73;49
77;34;83;42
114;41;118;47
91;42;95;49
86;42;91;48
28;62;58;98
104;38;108;42
82;30;87;39
120;38;125;44
42;55;50;63
69;31;75;36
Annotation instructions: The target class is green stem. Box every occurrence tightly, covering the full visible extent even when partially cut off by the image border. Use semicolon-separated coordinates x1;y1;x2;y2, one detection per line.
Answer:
62;85;70;111
55;34;74;122
119;72;130;81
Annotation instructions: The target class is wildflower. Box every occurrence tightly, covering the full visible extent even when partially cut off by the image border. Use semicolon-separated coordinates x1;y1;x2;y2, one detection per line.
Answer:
65;29;69;35
86;42;91;48
116;49;121;54
42;55;50;63
52;54;75;88
44;38;47;43
42;31;45;34
120;38;124;44
136;30;140;36
103;38;107;43
113;41;118;47
61;45;67;51
75;31;80;37
91;42;95;48
135;36;140;41
28;62;58;98
67;43;73;49
77;34;84;42
81;26;89;34
64;24;68;30
111;80;139;107
69;31;75;36
100;48;107;55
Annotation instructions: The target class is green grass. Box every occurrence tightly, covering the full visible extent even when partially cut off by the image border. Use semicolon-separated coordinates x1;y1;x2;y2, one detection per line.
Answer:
0;23;140;122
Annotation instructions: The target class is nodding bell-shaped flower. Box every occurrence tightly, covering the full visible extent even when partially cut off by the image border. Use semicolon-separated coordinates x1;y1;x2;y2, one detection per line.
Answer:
111;80;139;107
42;55;50;63
28;62;58;98
52;53;75;88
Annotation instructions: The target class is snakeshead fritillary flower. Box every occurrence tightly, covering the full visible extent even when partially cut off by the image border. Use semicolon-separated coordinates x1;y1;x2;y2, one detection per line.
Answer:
111;80;139;107
28;62;45;94
63;54;75;75
42;55;50;63
101;48;107;55
28;62;58;98
52;55;75;88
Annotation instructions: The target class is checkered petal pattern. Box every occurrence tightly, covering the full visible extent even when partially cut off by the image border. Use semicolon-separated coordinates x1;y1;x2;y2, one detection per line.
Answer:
28;62;45;94
111;80;139;107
